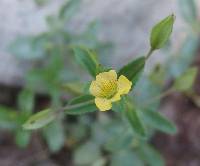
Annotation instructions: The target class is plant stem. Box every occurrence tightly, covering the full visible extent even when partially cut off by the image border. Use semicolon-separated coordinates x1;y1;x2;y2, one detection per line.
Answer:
142;87;174;108
146;48;154;60
57;100;94;113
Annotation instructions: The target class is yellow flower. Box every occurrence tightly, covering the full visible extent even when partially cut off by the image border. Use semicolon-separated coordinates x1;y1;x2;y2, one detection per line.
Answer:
89;70;132;111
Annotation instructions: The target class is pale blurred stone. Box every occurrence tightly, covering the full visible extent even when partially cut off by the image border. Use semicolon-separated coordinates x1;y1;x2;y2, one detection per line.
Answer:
0;0;196;86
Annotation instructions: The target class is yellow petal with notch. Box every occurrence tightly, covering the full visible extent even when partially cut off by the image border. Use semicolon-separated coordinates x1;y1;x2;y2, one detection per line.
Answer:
95;98;112;111
117;75;132;95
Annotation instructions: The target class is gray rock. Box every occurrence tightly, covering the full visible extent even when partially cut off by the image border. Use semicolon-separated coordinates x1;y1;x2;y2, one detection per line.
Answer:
0;0;189;86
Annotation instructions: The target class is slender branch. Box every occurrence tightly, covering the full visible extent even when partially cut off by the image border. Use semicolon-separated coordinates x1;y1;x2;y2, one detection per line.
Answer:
141;88;174;108
145;48;154;60
57;99;94;114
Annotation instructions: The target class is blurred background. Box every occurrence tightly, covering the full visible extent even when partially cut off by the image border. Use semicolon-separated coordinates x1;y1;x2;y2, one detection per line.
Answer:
0;0;200;166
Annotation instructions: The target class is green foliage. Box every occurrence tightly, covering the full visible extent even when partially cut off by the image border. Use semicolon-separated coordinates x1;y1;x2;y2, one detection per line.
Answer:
110;150;144;166
59;0;81;20
42;121;65;152
118;57;145;85
178;0;197;24
74;141;101;165
73;46;102;77
124;98;146;138
173;67;197;92
5;7;192;165
23;109;56;130
18;89;34;114
15;130;31;148
65;101;96;115
150;14;175;50
137;143;164;166
139;109;177;134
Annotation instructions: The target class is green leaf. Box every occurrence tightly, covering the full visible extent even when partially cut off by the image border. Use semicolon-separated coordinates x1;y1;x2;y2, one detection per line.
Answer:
65;95;96;115
23;109;56;130
104;132;132;152
118;57;145;85
150;14;175;50
173;67;197;92
73;46;101;77
124;99;146;137
42;121;65;152
34;0;50;6
137;143;164;166
15;130;31;148
62;82;85;95
9;36;46;60
0;106;19;130
74;141;101;166
59;0;81;20
112;99;125;113
18;89;34;114
111;150;144;166
178;0;197;24
140;109;177;134
69;94;94;105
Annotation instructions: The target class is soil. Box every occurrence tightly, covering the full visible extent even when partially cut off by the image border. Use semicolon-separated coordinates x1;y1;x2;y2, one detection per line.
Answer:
1;51;200;166
152;47;200;166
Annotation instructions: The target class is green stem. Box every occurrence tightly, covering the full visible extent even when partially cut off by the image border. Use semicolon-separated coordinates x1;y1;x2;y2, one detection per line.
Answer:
145;48;154;60
57;100;94;113
142;87;174;108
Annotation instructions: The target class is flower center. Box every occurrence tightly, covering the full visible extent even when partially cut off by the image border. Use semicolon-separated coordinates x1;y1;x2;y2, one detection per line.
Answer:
98;80;118;99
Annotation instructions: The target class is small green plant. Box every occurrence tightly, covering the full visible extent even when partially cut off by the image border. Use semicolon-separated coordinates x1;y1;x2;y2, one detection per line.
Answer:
1;0;199;165
6;0;112;151
21;14;186;165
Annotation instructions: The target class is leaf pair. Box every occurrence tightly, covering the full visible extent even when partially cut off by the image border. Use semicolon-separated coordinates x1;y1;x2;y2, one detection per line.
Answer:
23;95;97;130
124;97;177;138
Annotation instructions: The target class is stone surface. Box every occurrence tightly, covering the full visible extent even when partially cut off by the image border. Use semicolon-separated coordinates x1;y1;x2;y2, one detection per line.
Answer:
0;0;195;86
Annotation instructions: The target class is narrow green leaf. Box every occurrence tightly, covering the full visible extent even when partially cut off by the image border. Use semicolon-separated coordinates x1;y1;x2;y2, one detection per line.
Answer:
118;57;145;85
111;150;144;166
73;46;101;77
137;143;164;166
140;109;177;134
150;14;175;50
18;89;34;114
173;67;197;92
0;106;19;130
74;141;101;166
59;0;81;20
15;130;31;148
42;121;65;152
125;100;146;137
62;82;85;95
65;95;96;115
178;0;197;24
69;94;94;105
23;109;56;130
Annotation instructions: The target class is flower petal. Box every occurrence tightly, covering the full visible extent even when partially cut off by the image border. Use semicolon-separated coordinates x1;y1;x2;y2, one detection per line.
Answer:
89;80;102;97
95;98;112;111
110;92;121;102
117;75;132;95
96;70;117;83
93;70;117;98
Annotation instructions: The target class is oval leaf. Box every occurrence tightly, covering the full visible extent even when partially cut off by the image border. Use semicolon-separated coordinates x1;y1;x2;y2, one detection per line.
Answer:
118;57;145;85
137;143;164;166
73;46;101;77
65;95;96;115
173;67;197;92
125;100;146;137
59;0;81;20
140;109;177;134
178;0;197;24
150;14;175;50
23;109;56;130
